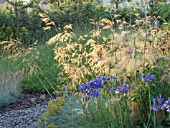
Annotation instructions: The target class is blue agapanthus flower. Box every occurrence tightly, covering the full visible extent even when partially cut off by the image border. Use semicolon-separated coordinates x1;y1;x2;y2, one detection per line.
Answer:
141;73;154;82
149;96;164;111
111;84;134;96
91;89;101;98
97;58;105;61
79;75;117;102
107;75;118;81
161;98;170;112
150;96;170;112
96;76;107;82
79;84;90;92
88;79;103;89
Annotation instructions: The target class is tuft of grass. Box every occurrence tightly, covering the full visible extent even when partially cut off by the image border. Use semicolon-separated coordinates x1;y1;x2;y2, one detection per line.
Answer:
1;41;60;93
19;43;59;93
0;72;22;107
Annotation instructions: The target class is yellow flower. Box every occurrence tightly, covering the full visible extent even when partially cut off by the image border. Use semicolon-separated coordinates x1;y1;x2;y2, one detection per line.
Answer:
45;123;56;128
37;119;42;126
56;98;64;106
43;113;49;121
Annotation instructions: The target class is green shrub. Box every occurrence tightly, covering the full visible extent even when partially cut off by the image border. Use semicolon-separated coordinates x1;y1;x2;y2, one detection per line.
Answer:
0;9;14;41
0;1;53;45
116;4;145;24
40;96;86;128
40;1;110;30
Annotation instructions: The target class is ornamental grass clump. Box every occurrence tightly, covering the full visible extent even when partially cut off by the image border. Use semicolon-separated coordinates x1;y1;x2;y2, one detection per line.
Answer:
47;13;169;90
0;72;22;107
49;19;115;90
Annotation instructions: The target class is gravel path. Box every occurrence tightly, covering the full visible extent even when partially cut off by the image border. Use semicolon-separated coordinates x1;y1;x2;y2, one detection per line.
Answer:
0;92;57;128
0;105;47;128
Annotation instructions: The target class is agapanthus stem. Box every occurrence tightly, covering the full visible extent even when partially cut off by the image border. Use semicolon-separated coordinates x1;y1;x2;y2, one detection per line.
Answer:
146;84;152;127
148;85;151;107
154;111;156;127
96;98;99;127
81;102;88;126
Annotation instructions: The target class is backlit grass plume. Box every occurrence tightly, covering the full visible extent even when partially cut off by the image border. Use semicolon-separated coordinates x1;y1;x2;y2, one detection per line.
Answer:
48;16;170;90
50;22;115;90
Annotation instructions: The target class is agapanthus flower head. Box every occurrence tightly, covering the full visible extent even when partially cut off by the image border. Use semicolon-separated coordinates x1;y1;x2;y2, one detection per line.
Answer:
88;79;103;89
112;84;134;96
79;75;117;102
81;95;91;102
95;75;117;83
91;89;101;98
149;106;161;111
96;76;107;82
79;84;90;92
141;73;154;82
107;75;118;81
161;98;170;112
149;96;164;111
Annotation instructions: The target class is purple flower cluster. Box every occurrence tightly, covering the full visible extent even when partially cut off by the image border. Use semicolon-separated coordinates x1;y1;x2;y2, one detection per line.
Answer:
96;75;118;81
149;96;170;112
111;84;134;96
149;96;164;111
141;73;154;82
79;75;117;102
161;98;170;112
97;58;105;61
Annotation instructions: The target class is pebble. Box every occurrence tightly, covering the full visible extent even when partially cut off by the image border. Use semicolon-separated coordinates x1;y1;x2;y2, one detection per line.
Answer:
0;105;47;128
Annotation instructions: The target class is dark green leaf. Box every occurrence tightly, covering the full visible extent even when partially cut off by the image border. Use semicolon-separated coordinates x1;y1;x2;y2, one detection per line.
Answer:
162;11;169;19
